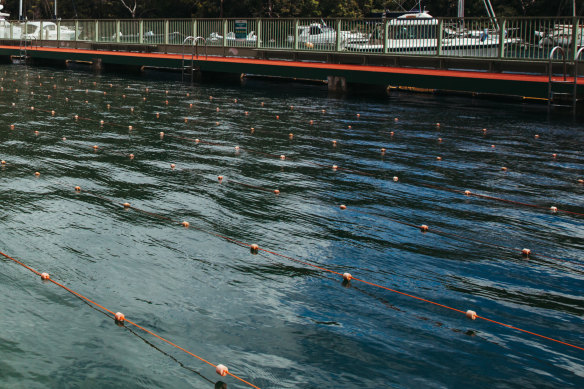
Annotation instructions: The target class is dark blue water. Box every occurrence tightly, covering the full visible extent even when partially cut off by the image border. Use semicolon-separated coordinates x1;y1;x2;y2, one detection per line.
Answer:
0;64;583;388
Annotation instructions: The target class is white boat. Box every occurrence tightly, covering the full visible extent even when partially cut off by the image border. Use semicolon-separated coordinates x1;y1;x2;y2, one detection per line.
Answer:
207;31;258;46
23;21;78;40
345;11;518;56
286;22;369;49
0;5;21;39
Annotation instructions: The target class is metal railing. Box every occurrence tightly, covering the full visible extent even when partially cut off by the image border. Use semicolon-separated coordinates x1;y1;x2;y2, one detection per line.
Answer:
3;16;583;61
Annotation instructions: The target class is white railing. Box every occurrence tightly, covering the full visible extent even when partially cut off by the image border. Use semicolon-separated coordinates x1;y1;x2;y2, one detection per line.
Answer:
2;16;582;61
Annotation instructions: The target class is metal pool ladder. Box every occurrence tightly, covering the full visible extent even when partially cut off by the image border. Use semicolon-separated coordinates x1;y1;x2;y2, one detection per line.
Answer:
547;46;582;109
182;36;207;83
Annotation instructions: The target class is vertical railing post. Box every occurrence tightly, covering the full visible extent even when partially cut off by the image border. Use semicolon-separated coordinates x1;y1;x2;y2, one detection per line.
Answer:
139;20;144;43
94;20;99;42
437;18;443;56
57;19;61;42
294;19;299;50
335;19;342;51
116;20;121;42
74;20;78;42
193;19;197;38
164;19;169;44
40;21;43;41
383;18;389;54
9;22;12;40
256;18;262;49
222;19;228;47
571;16;578;60
498;18;506;59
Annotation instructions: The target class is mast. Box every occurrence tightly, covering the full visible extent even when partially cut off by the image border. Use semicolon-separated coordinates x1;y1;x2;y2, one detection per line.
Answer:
19;0;23;20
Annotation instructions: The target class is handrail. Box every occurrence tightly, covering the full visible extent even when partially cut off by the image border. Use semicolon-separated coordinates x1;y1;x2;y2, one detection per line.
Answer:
181;36;207;82
573;46;584;106
548;46;566;105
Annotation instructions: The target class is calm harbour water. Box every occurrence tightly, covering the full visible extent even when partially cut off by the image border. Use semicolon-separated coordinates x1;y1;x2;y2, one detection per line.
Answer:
0;64;583;388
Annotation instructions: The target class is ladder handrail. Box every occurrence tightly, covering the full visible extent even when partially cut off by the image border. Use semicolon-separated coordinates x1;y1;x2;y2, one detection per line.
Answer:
573;46;584;107
548;46;567;105
181;36;207;82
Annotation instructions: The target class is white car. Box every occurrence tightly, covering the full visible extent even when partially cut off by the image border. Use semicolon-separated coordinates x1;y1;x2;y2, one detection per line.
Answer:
287;23;368;49
23;21;78;40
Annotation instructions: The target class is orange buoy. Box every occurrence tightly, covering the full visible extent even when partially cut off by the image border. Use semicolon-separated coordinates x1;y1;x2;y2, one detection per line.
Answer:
534;134;539;139
234;146;240;150
30;106;34;111
114;312;125;323
122;94;126;99
321;109;326;114
250;128;255;134
393;176;398;182
348;125;351;129
181;221;190;228
332;140;337;146
40;272;50;280
340;204;347;210
165;90;169;95
356;113;360;118
159;131;165;138
62;137;67;141
438;138;442;142
342;272;352;281
184;118;188;123
216;364;228;377
482;128;487;134
51;110;55;116
550;206;558;213
165;100;169;105
34;172;40;176
234;98;238;103
420;224;429;232
209;96;213;100
34;131;39;135
464;190;471;196
215;122;220;126
501;166;508;171
280;155;286;160
106;104;110;109
465;310;477;320
74;115;78;120
394;117;399;122
146;88;149;93
276;115;279;120
552;153;557;158
261;102;264;106
128;125;133;130
521;248;531;257
290;105;294;110
74;186;81;191
100;120;104;126
186;93;189;97
189;103;193;108
93;145;99;150
309;120;313;125
390;131;394;136
245;111;249;116
123;202;131;208
578;179;584;184
1;160;5;164
250;244;259;254
170;163;176;169
218;176;223;182
436;156;442;161
332;165;338;170
491;144;495;148
273;189;280;195
129;154;135;160
130;107;134;113
156;112;160;118
195;139;200;143
216;107;220;112
381;148;386;153
104;92;107;96
289;133;293;139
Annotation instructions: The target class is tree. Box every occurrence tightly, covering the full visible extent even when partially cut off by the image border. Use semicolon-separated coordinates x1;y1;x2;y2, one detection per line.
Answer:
120;0;137;18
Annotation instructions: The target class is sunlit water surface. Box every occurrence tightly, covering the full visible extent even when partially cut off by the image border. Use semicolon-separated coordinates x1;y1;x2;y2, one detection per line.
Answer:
0;64;583;388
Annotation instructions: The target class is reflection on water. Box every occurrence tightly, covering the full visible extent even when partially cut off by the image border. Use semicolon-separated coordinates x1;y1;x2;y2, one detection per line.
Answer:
0;63;583;388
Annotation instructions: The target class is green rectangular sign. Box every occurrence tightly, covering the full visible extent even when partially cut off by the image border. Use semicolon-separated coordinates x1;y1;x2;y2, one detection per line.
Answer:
235;20;247;39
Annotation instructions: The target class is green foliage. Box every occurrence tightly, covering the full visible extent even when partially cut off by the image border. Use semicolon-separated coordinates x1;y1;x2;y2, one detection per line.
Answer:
1;0;583;19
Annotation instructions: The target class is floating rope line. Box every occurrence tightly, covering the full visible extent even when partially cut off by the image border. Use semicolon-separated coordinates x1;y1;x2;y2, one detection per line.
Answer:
419;183;584;217
0;249;260;389
343;207;583;269
70;188;584;353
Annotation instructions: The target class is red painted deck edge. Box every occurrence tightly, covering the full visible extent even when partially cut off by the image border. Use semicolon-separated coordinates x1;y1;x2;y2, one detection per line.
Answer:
3;45;581;85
